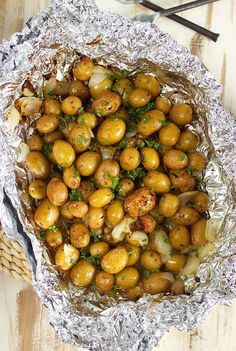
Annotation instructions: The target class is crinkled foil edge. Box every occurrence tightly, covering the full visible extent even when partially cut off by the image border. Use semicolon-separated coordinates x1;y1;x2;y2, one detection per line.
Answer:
0;1;236;350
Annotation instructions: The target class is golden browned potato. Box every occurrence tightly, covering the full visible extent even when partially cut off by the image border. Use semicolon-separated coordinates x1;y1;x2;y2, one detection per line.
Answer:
45;228;63;248
128;88;151;108
158;193;180;217
163;149;188;170
140;250;162;270
63;165;81;189
137;109;166;137
73;57;94;81
34;198;59;229
79;180;95;200
165;254;187;272
123;243;140;266
134;74;160;98
76;151;101;177
169;225;190;250
115;267;140;289
28;134;44;151
90;78;113;99
169;103;193;126
89;241;110;257
55;243;79;270
92;92;121;117
171;206;199;225
155;96;171;114
117;178;135;197
188;151;206;172
77;112;97;129
190;218;207;246
85;206;105;230
136;214;156;233
143;272;171;294
126;284;145;300
47;178;68;206
101;247;129;274
70;260;96;286
159;122;180;147
68;201;88;218
191;192;210;213
53;140;75;167
36;114;59;134
106;199;124;227
69;124;91;153
143;171;171;193
96;118;126;146
88;188;113;208
43;130;64;144
124;187;156;217
26;151;50;179
59;201;74;219
95;271;114;292
68;80;90;101
29;180;47;200
70;223;90;248
61;96;82;116
141;147;160;170
95;159;120;187
169;169;195;193
119;148;140;171
44;99;62;115
175;130;199;151
113;78;134;103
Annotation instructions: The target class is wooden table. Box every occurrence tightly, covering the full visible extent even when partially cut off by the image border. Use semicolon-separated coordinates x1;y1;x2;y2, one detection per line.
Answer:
0;1;235;350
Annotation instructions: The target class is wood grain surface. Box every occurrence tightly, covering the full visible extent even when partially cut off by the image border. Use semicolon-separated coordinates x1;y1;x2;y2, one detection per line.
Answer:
0;1;236;351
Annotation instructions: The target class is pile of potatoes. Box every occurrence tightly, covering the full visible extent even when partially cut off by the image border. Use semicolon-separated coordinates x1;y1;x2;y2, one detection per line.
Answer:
17;56;213;299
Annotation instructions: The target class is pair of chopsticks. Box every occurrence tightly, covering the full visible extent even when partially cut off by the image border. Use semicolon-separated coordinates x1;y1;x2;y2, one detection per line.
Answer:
120;0;220;42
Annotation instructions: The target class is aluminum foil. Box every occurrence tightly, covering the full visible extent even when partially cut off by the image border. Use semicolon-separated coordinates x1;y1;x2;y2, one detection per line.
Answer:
0;0;236;350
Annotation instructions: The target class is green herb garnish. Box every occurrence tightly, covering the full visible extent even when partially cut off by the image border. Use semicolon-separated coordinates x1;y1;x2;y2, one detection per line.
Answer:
47;91;54;96
170;247;178;254
88;140;97;151
43;143;53;156
179;152;186;161
95;108;104;117
121;69;130;78
69;190;83;201
110;176;120;192
80;247;101;267
117;139;128;150
125;101;156;122
143;139;160;151
127;248;133;257
48;224;57;232
70;258;77;265
161;119;170;127
186;166;193;176
77;107;84;115
162;235;170;244
64;114;76;122
90;230;102;242
40;230;46;240
124;167;146;181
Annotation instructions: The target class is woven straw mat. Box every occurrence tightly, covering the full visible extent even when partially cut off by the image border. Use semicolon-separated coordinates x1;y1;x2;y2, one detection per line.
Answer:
0;228;32;284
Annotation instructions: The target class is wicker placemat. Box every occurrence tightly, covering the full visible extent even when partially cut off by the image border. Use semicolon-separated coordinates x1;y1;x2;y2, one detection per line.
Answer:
0;228;32;284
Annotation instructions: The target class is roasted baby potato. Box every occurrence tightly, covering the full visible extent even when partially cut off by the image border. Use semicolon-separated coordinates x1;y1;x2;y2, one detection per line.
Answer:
63;165;81;189
135;74;160;98
163;149;188;170
95;271;114;292
141;147;160;170
137;109;166;136
70;260;96;286
119;147;140;171
55;243;79;270
155;96;171;114
136;214;156;233
77;112;97;129
69;125;91;152
115;267;140;289
26;151;50;179
113;78;134;103
28;134;44;151
169;103;193;126
92;92;121;117
143;171;171;193
73;57;94;81
76;151;101;177
85;206;105;230
171;206;199;225
101;247;128;274
34;198;59;229
68;81;90;101
140;250;162;270
175;130;200;151
169;169;195;193
159;122;180;146
123;243;141;266
95;159;120;187
117;178;135;197
96;118;126;146
53;140;75;167
190;218;207;246
106;199;124;227
124;187;156;217
158;193;180;217
29;180;47;200
46;228;63;248
89;241;110;257
88;188;113;208
70;223;90;248
143;272;172;295
47;178;68;206
169;225;190;250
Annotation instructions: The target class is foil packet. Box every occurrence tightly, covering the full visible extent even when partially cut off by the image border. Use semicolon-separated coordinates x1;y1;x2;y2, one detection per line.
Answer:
0;1;235;350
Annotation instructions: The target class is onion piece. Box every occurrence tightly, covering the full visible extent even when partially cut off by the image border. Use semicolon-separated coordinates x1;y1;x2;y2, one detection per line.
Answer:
171;278;185;295
18;97;42;116
6;106;21;130
205;218;220;242
99;146;116;160
128;231;149;247
198;242;214;262
17;143;30;162
178;191;198;206
149;230;172;255
161;272;175;284
111;216;134;242
181;256;200;275
88;65;113;88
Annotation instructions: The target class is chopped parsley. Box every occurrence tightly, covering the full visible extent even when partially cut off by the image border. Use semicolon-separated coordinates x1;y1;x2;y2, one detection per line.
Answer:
89;230;102;242
161;119;170;127
47;91;54;96
43;143;53;156
121;69;130;78
143;139;160;151
76;135;89;144
124;167;146;181
80;247;101;267
162;235;170;244
142;238;148;245
69;190;83;201
95;108;104;117
125;101;156;122
127;248;133;257
110;176;120;192
40;230;46;240
117;139;128;150
64;114;76;122
186;166;193;176
143;268;160;279
70;258;77;265
179;152;186;161
170;247;178;254
77;107;84;115
88;140;97;151
143;116;151;124
48;224;58;232
78;116;86;125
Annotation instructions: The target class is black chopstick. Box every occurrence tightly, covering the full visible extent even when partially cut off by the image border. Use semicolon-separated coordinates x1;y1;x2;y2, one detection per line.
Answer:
140;0;220;42
160;0;220;18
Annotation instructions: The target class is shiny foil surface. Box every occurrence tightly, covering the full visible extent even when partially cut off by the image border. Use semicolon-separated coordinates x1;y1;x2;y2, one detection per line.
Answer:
0;0;236;350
